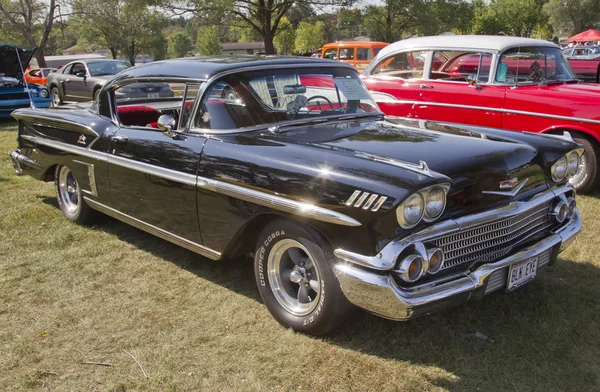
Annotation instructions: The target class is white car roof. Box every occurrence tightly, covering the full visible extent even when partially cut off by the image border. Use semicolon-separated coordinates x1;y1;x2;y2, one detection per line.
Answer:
378;35;559;58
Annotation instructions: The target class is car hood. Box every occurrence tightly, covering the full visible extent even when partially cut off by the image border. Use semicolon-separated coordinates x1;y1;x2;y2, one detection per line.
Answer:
272;119;549;215
0;45;36;79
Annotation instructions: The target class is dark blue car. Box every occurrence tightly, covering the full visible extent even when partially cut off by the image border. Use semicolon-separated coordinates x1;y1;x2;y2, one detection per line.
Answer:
0;45;51;118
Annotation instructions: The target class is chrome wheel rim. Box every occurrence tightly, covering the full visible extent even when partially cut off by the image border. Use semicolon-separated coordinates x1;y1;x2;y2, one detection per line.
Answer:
51;89;60;107
58;166;79;213
569;154;586;189
267;239;321;316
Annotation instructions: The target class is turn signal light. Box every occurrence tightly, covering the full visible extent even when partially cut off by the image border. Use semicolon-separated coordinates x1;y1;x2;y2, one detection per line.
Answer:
396;255;424;283
427;248;445;274
552;200;568;223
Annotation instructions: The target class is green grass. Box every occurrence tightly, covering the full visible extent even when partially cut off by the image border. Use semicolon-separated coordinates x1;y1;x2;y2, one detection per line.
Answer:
1;118;599;391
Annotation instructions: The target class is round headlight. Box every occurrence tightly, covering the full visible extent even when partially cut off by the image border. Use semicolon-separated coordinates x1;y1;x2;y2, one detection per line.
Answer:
396;254;424;282
397;193;424;228
424;186;446;220
551;156;568;181
40;88;49;98
567;151;579;176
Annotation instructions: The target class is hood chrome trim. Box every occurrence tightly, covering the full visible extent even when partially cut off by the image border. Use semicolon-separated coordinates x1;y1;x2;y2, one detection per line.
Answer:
482;178;529;197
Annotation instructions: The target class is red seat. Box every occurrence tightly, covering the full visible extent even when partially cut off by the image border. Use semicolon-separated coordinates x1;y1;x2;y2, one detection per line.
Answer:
117;105;161;127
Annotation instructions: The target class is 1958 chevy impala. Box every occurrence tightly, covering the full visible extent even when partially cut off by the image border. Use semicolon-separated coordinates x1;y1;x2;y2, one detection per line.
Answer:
10;57;582;335
362;36;600;193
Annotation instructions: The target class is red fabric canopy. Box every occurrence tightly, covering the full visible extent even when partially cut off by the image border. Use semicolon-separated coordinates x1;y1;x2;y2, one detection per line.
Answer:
566;29;600;43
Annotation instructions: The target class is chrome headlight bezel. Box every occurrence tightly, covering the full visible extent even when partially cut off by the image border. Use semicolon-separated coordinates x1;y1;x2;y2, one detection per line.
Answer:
551;148;584;182
396;183;451;229
39;88;49;98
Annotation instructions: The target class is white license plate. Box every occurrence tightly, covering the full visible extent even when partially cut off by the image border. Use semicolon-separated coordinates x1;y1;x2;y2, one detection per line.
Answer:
147;93;159;98
507;256;538;292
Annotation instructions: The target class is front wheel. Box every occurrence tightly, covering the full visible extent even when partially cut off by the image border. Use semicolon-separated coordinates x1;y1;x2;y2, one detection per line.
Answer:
254;219;353;335
570;134;600;193
54;165;96;224
50;87;62;107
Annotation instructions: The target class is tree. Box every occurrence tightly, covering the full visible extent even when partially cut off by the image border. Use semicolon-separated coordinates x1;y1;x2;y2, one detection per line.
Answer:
472;0;549;37
274;16;294;54
0;0;61;67
120;8;167;64
294;20;325;52
168;31;192;58
197;25;221;55
160;0;354;55
543;0;600;36
71;0;126;59
362;0;426;42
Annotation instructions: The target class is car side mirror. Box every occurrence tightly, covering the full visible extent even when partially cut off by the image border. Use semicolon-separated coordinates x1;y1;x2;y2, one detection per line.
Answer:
157;114;176;136
467;75;481;89
76;71;87;78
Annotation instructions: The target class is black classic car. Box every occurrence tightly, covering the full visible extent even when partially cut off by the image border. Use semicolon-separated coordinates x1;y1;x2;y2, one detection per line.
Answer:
9;57;582;335
46;59;174;106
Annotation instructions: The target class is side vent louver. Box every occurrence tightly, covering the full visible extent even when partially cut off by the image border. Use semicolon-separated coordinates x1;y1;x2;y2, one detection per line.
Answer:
345;191;388;212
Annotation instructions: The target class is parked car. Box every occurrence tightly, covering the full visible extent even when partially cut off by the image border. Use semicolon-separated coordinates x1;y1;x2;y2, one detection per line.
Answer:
567;57;600;82
363;35;600;193
563;45;600;58
10;57;582;335
0;45;51;118
322;41;389;70
24;67;57;86
46;59;174;106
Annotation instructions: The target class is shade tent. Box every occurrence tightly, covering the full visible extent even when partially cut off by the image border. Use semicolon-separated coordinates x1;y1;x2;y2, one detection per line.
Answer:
566;29;600;43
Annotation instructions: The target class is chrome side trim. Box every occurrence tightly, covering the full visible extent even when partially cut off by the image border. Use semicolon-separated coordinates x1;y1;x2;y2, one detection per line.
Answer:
22;134;361;227
482;178;529;197
12;112;100;137
379;99;600;126
84;197;221;260
73;160;98;197
334;184;574;271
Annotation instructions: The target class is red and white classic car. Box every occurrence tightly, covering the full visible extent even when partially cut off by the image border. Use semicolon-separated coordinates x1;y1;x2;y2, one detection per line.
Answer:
362;36;600;192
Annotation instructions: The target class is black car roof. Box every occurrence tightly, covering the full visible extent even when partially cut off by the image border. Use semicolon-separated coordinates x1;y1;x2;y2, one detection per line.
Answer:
113;56;355;81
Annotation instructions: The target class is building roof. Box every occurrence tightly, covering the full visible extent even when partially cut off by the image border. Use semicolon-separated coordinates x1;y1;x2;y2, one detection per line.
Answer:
222;42;265;50
378;35;559;59
107;56;352;85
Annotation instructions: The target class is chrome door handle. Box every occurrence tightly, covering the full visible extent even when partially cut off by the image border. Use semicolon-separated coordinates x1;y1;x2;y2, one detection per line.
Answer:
420;84;434;89
111;135;128;144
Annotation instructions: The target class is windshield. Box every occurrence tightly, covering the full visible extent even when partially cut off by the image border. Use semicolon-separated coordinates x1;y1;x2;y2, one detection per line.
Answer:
192;67;381;131
496;46;576;84
87;61;130;77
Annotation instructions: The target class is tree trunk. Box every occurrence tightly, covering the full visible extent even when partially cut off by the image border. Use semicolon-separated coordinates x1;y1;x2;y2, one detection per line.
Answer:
110;47;118;59
263;31;275;55
35;47;48;68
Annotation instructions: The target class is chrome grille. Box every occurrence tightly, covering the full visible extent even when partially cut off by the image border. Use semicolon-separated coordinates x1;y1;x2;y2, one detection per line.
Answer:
427;202;552;273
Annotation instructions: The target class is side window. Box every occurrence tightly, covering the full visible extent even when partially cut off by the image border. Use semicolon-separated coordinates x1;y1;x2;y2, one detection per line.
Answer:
434;52;492;83
62;64;73;74
30;70;40;77
194;81;247;130
371;50;428;79
357;48;371;61
113;81;177;128
339;48;355;60
178;83;201;130
323;48;338;60
71;63;86;75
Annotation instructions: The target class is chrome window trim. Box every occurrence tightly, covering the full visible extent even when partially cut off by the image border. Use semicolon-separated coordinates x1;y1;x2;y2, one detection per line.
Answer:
84;197;221;260
21;135;361;227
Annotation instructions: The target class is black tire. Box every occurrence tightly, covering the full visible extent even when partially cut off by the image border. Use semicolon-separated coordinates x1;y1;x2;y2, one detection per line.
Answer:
54;165;96;224
254;219;353;335
50;86;62;107
570;133;600;193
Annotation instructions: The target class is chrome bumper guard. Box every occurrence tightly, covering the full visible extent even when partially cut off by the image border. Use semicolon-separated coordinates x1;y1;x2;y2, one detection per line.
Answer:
9;149;41;176
333;185;581;320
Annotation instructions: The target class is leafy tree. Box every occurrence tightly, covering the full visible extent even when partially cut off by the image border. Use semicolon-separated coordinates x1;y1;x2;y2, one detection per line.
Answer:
228;25;262;42
120;7;167;64
168;31;192;58
159;0;354;55
362;0;426;42
543;0;600;35
197;25;222;55
294;20;325;52
274;16;294;54
0;0;63;67
472;0;549;37
71;0;126;59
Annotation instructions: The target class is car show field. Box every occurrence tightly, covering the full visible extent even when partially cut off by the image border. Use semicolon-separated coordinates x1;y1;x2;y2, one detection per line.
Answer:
1;118;600;391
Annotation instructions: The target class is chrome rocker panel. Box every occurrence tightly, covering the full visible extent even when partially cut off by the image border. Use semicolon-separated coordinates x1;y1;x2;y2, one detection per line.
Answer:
333;185;581;321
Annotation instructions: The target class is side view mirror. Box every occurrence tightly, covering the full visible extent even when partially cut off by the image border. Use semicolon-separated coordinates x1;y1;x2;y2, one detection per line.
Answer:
76;71;87;78
467;75;481;88
157;114;176;136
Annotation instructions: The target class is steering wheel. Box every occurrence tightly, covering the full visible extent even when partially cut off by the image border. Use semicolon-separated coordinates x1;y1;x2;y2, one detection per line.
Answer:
306;95;333;108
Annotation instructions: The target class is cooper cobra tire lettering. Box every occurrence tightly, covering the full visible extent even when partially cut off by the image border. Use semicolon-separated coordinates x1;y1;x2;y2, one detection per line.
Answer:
253;219;353;336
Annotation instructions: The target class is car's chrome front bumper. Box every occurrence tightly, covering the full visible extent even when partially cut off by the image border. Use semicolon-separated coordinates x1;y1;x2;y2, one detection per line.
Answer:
333;186;581;320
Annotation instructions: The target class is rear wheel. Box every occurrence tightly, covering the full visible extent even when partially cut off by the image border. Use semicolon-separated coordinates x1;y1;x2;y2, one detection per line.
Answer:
54;165;95;224
51;87;62;107
570;133;600;193
254;219;353;335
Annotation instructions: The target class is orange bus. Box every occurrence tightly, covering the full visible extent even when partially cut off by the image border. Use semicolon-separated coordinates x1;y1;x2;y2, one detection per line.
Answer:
322;41;389;70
